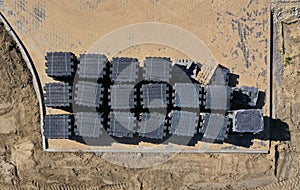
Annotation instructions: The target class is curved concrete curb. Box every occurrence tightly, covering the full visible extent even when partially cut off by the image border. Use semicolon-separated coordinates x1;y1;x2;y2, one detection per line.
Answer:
0;12;46;150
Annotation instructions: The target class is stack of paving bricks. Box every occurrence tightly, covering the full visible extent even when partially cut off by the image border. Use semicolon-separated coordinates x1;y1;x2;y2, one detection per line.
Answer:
203;85;231;111
42;53;266;145
170;111;198;137
108;112;136;138
44;82;71;107
173;83;202;108
74;112;103;138
110;57;139;83
45;52;76;78
232;86;259;107
141;83;169;109
137;112;167;140
74;81;103;108
172;59;199;82
78;54;108;79
209;65;230;86
143;57;172;82
200;113;230;142
110;84;136;109
43;114;71;139
230;109;264;134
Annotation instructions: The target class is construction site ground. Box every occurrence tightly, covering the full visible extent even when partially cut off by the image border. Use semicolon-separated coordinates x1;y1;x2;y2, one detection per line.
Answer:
1;0;271;152
0;0;299;189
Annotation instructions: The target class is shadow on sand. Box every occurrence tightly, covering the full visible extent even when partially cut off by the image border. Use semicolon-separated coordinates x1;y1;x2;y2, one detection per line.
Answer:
69;117;290;149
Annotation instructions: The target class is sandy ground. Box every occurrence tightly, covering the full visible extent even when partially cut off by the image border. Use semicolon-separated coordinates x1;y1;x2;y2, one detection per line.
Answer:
0;0;299;189
0;0;270;151
0;0;270;88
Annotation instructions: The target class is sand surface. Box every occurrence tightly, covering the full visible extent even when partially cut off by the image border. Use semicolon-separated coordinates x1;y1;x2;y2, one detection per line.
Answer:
1;0;271;152
0;0;299;189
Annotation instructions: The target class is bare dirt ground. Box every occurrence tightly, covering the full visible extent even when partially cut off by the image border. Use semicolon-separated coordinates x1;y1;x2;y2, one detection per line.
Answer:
0;0;271;151
0;2;299;190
